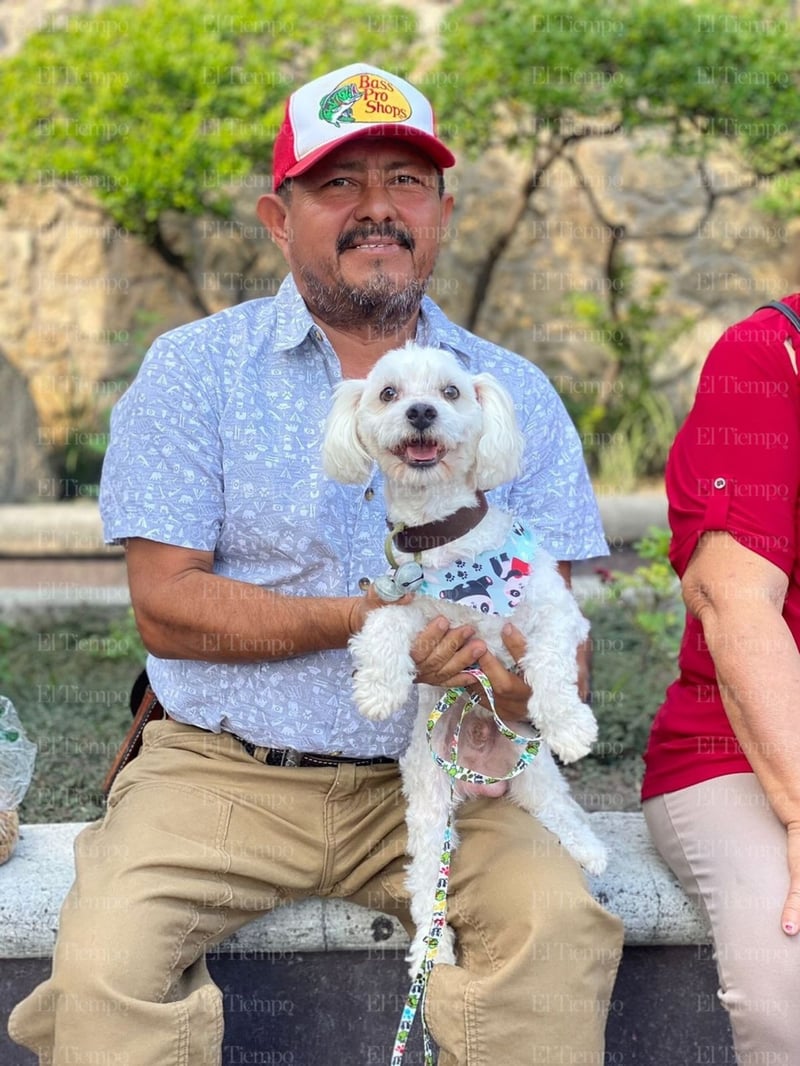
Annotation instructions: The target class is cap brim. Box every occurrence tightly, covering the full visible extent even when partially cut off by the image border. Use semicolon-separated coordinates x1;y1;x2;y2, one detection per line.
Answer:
283;125;456;181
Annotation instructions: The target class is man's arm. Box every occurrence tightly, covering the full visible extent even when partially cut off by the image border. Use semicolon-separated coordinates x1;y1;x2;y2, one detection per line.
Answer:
125;538;379;661
682;530;800;935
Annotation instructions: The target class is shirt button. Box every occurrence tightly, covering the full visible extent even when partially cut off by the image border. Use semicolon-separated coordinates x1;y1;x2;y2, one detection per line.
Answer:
713;477;726;489
364;487;375;501
358;577;371;591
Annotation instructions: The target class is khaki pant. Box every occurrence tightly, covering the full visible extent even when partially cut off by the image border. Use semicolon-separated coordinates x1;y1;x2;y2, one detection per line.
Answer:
644;774;800;1066
10;719;622;1065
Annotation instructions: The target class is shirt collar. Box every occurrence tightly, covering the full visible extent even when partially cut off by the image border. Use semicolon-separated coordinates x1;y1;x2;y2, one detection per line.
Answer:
416;296;473;369
272;275;319;353
272;276;473;369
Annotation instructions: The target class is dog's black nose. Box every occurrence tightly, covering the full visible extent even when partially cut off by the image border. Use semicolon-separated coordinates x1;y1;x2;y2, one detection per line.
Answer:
406;404;437;431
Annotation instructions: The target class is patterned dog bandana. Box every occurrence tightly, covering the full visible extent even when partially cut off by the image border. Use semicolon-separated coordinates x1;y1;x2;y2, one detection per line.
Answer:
416;520;537;617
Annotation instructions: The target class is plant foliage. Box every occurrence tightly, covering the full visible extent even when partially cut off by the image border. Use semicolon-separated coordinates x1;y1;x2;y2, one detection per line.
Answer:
559;272;693;488
434;0;800;192
0;0;418;239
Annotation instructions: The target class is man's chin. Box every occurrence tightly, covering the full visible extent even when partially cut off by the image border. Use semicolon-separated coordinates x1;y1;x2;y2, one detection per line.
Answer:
338;257;416;291
299;267;428;330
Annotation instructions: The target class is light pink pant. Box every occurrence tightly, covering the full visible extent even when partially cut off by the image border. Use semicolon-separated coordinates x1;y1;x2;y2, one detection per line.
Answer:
644;773;800;1065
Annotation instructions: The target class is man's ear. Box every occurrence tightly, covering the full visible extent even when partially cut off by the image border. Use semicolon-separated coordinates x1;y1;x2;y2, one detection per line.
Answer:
257;194;290;257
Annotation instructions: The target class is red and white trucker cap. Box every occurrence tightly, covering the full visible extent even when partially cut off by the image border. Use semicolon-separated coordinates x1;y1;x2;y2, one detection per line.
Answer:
272;63;456;189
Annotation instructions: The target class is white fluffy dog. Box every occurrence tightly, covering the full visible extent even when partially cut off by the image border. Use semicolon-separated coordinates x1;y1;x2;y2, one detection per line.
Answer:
323;344;606;974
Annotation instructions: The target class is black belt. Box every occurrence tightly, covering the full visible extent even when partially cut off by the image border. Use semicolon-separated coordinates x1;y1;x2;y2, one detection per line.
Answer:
231;736;397;769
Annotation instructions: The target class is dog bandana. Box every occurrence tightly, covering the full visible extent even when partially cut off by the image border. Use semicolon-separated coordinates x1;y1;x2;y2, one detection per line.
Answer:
416;519;537;616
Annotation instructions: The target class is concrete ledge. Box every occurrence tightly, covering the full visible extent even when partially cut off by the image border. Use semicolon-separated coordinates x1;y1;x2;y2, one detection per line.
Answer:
597;491;667;546
0;813;707;960
0;503;120;557
0;587;130;627
0;496;667;559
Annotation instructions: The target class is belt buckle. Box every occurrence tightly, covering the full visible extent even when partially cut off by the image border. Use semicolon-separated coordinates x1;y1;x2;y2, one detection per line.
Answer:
281;747;302;767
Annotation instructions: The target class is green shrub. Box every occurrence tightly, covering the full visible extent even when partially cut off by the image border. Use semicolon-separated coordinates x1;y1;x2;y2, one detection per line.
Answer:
1;613;145;823
581;528;681;769
0;0;418;240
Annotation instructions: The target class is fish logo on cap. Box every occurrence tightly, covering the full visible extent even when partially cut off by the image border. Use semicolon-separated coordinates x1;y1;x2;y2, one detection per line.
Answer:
318;72;412;129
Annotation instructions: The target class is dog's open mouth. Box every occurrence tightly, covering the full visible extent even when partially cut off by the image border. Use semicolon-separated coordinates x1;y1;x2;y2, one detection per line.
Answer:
393;438;443;467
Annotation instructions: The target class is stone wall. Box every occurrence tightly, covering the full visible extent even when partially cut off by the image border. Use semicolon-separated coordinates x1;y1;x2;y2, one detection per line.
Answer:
0;0;117;58
2;0;799;501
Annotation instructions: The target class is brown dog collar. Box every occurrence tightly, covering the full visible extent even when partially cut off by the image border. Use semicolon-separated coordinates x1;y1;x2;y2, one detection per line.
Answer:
388;492;488;556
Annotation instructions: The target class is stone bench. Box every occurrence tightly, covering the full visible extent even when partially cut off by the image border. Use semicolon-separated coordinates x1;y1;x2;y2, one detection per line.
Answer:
0;812;735;1065
0;813;704;957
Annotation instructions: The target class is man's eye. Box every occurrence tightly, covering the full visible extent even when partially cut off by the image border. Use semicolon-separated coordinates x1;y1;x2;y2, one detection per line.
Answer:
380;386;398;402
442;385;460;401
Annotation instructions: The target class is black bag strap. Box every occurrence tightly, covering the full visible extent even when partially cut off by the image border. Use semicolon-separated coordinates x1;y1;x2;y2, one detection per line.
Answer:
758;300;800;333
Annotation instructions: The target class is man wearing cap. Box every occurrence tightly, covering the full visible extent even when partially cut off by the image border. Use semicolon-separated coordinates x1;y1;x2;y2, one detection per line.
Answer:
9;64;622;1065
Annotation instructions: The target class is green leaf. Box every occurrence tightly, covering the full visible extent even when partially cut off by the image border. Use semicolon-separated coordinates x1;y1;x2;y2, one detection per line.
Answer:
0;0;419;237
435;0;800;213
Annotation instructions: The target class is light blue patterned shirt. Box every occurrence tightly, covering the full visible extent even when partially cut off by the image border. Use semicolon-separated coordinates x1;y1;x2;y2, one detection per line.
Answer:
100;275;606;757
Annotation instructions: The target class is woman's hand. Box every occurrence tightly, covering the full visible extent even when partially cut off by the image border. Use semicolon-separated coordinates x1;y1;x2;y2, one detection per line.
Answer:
782;822;800;936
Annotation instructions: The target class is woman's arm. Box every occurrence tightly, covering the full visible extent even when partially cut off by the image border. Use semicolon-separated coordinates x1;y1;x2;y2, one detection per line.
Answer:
682;530;800;935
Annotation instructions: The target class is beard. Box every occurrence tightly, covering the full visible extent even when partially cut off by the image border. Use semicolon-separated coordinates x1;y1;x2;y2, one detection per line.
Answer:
298;224;432;333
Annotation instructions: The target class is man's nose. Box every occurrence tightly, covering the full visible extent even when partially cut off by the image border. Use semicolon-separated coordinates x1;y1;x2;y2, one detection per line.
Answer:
354;178;397;221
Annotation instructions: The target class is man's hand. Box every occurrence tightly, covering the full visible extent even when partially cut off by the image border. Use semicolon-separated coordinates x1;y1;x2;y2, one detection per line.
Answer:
410;618;532;722
410;616;482;687
473;624;532;723
347;581;413;634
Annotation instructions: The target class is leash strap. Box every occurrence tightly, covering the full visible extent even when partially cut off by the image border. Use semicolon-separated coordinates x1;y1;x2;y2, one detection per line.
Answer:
391;804;453;1066
427;668;541;785
391;669;541;1064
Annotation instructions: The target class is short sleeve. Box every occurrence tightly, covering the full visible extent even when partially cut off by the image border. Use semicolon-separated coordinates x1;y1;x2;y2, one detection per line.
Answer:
99;336;224;549
508;381;607;561
667;311;800;578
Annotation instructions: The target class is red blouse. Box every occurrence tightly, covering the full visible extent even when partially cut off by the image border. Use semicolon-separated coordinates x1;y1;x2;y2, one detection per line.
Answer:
641;296;800;799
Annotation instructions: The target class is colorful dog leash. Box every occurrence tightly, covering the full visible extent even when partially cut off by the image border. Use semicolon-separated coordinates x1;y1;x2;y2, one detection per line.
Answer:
391;669;541;1065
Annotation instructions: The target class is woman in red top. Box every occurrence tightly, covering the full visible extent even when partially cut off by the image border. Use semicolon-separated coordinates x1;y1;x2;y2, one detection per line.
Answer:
642;296;800;1063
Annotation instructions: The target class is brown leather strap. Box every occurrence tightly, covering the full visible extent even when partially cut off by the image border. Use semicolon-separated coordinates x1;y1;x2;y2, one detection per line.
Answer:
102;686;165;799
102;689;399;799
390;491;488;554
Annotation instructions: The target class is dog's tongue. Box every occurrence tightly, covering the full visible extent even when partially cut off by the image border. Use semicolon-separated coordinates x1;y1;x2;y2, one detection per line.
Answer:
405;442;438;463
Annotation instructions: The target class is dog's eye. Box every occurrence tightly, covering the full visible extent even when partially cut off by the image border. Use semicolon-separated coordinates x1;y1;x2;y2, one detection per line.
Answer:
379;386;398;403
442;384;460;401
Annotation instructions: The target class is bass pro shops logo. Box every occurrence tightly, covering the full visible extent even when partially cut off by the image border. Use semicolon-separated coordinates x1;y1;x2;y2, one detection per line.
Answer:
318;73;412;128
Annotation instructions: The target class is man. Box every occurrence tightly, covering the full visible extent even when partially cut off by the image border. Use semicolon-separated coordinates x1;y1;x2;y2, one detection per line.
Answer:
9;64;622;1065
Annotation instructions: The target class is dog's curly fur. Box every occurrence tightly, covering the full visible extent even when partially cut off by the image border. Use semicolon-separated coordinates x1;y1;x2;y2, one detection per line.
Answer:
323;343;606;974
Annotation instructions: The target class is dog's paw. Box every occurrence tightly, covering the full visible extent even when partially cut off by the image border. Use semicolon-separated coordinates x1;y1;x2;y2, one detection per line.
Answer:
577;841;608;877
556;827;607;876
534;699;598;764
352;671;409;721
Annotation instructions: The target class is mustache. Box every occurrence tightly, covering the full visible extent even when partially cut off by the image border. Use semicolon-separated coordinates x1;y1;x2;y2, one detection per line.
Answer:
336;224;415;255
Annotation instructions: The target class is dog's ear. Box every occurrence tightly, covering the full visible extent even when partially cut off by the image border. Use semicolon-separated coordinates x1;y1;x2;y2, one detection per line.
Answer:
473;373;525;489
321;380;373;484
